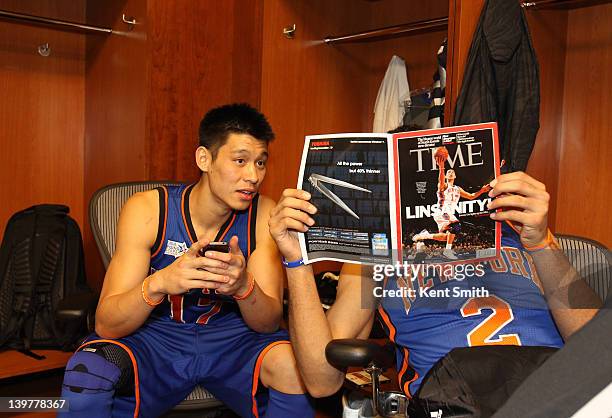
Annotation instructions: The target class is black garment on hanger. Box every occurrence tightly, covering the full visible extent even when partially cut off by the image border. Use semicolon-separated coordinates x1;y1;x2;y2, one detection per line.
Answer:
453;0;540;173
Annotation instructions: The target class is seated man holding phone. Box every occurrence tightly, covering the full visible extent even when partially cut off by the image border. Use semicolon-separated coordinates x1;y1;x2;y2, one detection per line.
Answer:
60;104;313;417
269;171;601;415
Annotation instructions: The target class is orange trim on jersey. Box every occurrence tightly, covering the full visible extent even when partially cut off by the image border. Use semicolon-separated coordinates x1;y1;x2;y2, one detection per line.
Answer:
506;220;521;235
247;203;253;258
151;186;169;258
251;340;291;418
181;184;197;243
219;212;237;242
377;305;418;397
400;347;419;398
78;339;140;418
377;305;396;342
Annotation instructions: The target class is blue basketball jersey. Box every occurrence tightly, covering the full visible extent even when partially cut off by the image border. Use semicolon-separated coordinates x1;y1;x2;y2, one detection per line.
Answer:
379;223;563;396
149;184;258;324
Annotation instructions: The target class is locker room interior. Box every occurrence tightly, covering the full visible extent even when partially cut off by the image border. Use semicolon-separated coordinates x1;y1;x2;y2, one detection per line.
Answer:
0;0;610;417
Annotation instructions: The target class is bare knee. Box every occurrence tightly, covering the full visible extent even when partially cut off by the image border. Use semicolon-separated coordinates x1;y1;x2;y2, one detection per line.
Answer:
259;343;306;394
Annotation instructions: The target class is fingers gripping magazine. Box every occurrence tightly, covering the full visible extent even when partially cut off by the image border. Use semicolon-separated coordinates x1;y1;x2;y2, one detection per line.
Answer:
297;123;501;265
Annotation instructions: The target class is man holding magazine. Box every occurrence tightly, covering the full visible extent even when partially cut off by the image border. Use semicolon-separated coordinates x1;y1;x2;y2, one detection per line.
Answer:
269;171;601;415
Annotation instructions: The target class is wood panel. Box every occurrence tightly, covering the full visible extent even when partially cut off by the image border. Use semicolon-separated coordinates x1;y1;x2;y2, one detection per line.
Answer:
146;0;263;183
84;0;147;289
0;0;86;243
260;0;385;274
260;0;374;201
261;0;450;201
0;350;72;379
525;10;569;231
555;3;612;245
445;0;484;125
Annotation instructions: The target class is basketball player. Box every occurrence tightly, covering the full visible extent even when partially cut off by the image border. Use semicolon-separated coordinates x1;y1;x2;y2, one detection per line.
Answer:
269;171;600;411
412;148;491;259
59;104;313;417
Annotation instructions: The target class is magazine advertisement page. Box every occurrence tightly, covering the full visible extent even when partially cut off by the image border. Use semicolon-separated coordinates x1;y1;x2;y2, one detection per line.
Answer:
297;134;396;264
394;122;501;264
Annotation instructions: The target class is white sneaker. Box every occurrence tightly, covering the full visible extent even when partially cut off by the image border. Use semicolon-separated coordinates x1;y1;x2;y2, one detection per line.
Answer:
357;398;376;417
342;391;366;418
442;248;458;260
413;229;429;242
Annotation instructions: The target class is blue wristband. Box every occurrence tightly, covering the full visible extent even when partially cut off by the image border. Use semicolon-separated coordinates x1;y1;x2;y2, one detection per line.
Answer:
282;257;305;268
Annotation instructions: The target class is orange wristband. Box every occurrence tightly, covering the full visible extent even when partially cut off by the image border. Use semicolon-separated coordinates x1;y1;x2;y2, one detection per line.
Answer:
234;272;255;300
141;276;164;306
524;229;559;252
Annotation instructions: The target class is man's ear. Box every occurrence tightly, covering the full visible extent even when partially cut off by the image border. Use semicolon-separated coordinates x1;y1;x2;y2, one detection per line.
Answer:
196;146;211;172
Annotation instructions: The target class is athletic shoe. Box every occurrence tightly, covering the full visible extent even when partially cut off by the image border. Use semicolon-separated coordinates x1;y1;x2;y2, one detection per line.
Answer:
413;229;430;242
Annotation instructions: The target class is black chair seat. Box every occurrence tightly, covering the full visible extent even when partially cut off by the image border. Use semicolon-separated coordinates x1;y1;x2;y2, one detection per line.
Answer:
326;339;395;369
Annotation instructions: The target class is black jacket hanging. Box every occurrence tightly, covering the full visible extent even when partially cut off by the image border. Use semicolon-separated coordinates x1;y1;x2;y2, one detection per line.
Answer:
453;0;540;173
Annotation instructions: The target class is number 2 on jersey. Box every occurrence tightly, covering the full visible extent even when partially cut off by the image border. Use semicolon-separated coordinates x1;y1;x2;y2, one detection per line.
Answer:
461;295;522;346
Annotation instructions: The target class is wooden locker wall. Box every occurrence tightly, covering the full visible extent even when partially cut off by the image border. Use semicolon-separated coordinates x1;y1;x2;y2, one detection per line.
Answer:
260;0;450;201
145;0;264;183
83;0;265;287
0;0;86;241
555;3;612;246
84;0;148;287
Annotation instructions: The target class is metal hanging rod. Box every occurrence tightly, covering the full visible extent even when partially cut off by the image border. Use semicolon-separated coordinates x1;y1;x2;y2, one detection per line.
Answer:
323;0;599;44
0;9;112;34
324;16;448;44
521;0;606;8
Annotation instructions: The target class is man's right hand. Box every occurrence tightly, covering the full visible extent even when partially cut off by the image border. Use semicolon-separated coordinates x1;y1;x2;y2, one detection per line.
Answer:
149;238;231;296
268;189;317;262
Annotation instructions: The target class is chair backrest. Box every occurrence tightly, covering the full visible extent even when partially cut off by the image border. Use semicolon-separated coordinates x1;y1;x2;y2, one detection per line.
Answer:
89;181;183;269
557;234;612;302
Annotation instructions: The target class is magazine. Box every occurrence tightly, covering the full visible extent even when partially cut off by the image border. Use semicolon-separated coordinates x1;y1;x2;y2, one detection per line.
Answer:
297;122;501;265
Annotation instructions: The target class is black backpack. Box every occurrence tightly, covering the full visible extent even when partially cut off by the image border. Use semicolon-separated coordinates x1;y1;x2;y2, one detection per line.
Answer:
0;204;94;354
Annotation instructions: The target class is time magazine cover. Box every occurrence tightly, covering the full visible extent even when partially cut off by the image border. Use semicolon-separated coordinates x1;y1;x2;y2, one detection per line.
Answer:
393;122;501;263
296;123;501;265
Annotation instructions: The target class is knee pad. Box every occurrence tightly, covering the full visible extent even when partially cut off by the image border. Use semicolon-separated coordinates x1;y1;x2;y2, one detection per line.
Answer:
63;342;135;396
449;222;461;235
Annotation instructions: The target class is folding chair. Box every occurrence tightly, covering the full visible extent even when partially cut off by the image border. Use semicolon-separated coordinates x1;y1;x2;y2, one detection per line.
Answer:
89;181;223;412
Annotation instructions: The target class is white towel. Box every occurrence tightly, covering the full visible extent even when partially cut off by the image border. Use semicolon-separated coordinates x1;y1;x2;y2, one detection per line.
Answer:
373;55;410;133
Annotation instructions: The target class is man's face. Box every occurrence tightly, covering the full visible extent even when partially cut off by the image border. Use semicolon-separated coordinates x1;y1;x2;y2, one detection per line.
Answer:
445;169;456;181
206;133;268;211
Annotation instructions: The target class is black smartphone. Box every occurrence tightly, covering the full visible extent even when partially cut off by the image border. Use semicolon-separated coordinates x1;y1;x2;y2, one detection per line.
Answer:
198;241;230;257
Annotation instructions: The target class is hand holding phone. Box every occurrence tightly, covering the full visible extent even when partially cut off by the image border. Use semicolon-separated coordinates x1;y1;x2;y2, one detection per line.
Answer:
198;241;230;257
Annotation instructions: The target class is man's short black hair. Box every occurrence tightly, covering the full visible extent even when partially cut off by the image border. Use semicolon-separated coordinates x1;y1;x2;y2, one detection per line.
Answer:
198;103;275;158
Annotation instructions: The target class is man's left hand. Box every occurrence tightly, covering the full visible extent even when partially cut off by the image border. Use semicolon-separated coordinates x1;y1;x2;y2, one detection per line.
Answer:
488;171;549;248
